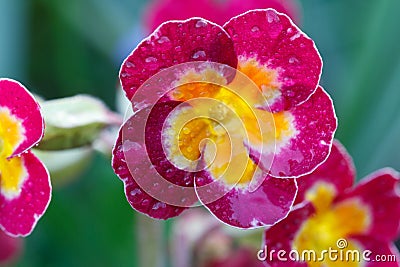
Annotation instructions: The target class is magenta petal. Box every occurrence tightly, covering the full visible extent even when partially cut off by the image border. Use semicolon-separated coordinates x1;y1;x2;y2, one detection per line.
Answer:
295;140;355;204
336;168;400;242
0;79;44;157
0;151;51;237
112;101;198;220
195;172;297;229
349;236;400;267
263;204;314;266
120;18;237;101
224;9;322;112
251;87;337;178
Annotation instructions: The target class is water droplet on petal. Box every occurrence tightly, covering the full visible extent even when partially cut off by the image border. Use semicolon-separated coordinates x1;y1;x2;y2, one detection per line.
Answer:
192;50;206;59
289;57;299;64
267;10;280;23
157;36;170;44
121;72;131;78
126;61;135;68
130;188;141;196
141;199;150;207
251;26;260;32
152;202;167;210
175;46;182;52
145;56;157;63
286;90;295;97
195;20;208;28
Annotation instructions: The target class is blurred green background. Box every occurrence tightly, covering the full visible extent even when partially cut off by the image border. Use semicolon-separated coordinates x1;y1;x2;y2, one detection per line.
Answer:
1;0;399;266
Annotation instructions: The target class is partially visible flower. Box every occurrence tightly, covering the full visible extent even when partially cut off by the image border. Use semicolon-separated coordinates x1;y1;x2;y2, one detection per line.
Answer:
145;0;300;32
263;140;400;266
0;230;23;265
172;208;264;267
113;9;336;228
0;78;51;237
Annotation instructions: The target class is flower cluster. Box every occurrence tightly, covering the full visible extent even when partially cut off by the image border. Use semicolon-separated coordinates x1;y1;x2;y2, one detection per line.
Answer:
113;9;337;228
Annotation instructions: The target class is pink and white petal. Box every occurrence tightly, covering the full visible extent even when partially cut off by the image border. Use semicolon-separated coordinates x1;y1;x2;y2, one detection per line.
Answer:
263;203;314;266
120;18;237;101
195;172;297;229
224;9;322;112
112;102;197;220
336;168;400;242
294;140;355;204
250;87;337;178
0;151;51;237
0;79;44;157
349;236;400;267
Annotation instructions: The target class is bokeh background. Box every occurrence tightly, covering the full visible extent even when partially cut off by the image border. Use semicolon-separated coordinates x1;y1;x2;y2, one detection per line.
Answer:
1;0;399;266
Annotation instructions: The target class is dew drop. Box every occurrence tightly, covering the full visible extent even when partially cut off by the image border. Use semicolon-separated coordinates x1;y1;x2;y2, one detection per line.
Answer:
175;46;182;52
152;202;167;210
267;11;279;23
286;90;295;97
121;72;131;78
195;20;208;28
182;127;191;135
141;199;150;207
126;61;135;68
157;36;170;44
145;56;157;63
289;57;299;64
130;188;141;196
251;26;260;32
192;50;206;59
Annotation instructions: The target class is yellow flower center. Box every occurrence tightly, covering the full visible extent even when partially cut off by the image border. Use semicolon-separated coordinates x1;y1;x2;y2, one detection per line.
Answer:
0;108;27;199
293;183;371;267
165;64;296;187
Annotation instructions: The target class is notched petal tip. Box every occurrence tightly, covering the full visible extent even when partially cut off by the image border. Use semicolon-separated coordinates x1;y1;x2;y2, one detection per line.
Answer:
0;78;44;157
223;9;323;112
250;87;336;179
120;17;237;101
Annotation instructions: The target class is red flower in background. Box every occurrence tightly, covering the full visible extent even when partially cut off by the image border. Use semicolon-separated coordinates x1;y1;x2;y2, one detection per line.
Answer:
0;230;23;265
0;79;51;237
145;0;300;32
263;141;400;266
